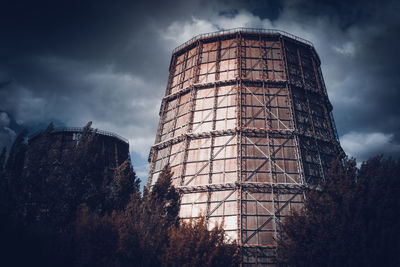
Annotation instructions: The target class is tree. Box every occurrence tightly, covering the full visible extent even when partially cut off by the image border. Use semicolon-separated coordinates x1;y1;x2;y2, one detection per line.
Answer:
17;121;141;229
0;127;73;267
74;204;119;267
0;122;141;267
162;217;240;267
0;124;243;267
277;157;400;267
117;164;181;267
146;164;181;229
351;156;400;266
109;157;140;212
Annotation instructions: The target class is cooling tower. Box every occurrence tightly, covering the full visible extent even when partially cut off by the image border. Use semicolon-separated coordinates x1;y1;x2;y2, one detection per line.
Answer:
147;28;343;265
29;127;129;168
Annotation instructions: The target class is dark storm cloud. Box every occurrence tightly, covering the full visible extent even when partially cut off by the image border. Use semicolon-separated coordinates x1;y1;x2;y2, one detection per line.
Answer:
0;0;399;175
0;0;239;180
264;0;400;161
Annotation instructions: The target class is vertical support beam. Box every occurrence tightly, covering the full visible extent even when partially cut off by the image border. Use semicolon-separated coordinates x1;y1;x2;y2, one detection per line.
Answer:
179;50;189;90
209;40;220;219
206;84;219;221
262;81;268;129
240;33;246;79
148;53;178;187
313;54;339;143
267;131;279;243
297;47;326;182
179;43;202;186
311;56;336;142
215;38;221;81
179;86;197;186
260;33;265;81
167;54;177;95
280;37;306;185
236;33;244;249
155;53;177;144
271;40;277;81
210;83;218;179
194;40;203;84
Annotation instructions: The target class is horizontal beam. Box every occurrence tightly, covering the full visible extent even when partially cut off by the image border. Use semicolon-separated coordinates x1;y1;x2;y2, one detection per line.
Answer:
149;126;339;161
178;182;306;193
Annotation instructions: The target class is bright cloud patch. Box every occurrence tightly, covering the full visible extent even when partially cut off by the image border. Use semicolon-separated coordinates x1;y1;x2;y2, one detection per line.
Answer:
340;132;400;162
162;10;274;50
162;17;217;49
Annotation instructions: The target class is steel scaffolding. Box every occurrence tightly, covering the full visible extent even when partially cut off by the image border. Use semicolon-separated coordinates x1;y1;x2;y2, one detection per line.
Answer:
147;29;342;266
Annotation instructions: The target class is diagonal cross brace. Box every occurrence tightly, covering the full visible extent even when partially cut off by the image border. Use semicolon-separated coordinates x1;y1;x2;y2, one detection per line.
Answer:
184;134;236;186
243;86;284;127
244;85;290;130
168;141;185;165
243;191;299;244
206;189;236;219
246;191;274;216
244;136;297;184
219;40;238;60
243;57;264;77
192;85;236;133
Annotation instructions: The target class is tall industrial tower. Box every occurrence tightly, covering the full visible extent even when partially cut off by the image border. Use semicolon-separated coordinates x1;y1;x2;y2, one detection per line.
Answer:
147;28;342;265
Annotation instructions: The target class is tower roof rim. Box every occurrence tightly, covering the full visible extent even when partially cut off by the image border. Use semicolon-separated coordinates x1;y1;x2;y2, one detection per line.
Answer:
172;27;314;54
29;127;129;144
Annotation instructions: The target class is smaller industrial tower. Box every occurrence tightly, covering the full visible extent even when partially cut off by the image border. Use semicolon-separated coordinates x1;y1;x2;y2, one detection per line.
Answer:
147;28;343;265
28;127;129;169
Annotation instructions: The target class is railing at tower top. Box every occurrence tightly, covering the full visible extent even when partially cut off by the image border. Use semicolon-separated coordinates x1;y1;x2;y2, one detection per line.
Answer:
29;127;129;144
172;28;315;54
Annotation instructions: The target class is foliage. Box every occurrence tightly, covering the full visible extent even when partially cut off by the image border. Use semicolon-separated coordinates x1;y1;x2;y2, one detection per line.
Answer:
117;164;181;267
0;123;240;267
277;157;400;267
74;204;119;267
162;217;240;267
0;122;140;266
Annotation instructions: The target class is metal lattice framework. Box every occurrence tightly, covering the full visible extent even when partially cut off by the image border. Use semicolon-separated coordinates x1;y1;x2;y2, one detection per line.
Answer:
147;29;343;266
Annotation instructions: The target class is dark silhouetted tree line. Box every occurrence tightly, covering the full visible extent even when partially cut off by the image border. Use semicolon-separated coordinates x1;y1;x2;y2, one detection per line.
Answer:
0;123;239;267
277;157;400;267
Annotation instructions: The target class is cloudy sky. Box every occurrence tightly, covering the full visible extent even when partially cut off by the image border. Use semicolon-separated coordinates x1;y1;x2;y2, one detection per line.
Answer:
1;0;399;181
